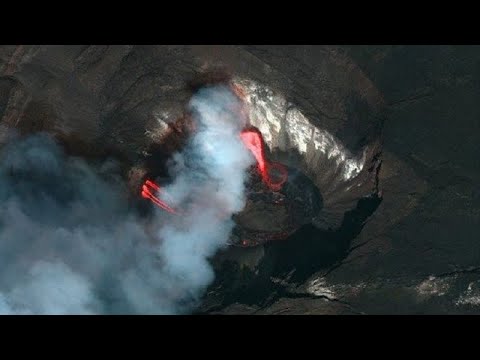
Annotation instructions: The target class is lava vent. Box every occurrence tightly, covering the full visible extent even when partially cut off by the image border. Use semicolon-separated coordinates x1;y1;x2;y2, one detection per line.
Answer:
139;77;381;248
221;78;381;247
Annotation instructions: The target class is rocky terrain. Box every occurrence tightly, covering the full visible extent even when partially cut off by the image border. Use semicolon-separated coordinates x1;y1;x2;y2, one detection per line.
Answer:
0;45;478;314
209;46;480;315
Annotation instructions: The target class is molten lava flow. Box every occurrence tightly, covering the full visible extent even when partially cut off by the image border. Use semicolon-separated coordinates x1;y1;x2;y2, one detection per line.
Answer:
141;180;177;214
240;128;288;191
240;130;267;175
141;127;286;216
145;179;159;191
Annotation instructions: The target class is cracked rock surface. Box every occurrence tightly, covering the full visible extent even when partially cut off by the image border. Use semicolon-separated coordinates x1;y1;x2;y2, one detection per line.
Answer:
0;45;478;314
202;46;480;315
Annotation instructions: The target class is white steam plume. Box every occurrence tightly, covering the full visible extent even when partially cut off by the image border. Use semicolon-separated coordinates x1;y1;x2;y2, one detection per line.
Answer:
0;85;253;314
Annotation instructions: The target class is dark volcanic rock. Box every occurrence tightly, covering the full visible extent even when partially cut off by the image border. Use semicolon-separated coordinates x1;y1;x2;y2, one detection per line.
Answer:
256;46;480;315
2;45;474;315
0;45;384;314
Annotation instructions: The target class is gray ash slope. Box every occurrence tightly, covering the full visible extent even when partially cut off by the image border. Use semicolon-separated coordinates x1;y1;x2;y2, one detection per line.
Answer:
0;45;477;314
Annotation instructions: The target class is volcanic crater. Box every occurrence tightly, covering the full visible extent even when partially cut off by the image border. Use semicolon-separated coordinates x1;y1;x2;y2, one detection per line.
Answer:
0;45;386;314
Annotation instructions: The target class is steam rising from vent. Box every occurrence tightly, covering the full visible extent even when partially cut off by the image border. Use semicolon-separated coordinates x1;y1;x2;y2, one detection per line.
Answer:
0;85;254;314
125;85;255;313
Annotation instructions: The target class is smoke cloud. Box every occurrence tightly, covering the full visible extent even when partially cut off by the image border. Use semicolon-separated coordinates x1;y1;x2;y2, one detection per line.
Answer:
0;85;254;314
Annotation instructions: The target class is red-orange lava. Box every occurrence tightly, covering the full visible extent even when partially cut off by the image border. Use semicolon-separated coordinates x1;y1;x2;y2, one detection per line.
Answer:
141;180;177;214
240;128;288;191
141;128;287;213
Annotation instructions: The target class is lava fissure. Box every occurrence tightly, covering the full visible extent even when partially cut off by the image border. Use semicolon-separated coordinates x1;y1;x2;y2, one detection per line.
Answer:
239;128;288;192
141;127;287;215
141;181;177;214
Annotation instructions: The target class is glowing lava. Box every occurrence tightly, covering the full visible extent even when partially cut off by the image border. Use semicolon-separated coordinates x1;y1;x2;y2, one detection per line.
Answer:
141;128;287;213
141;180;177;214
240;128;287;191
